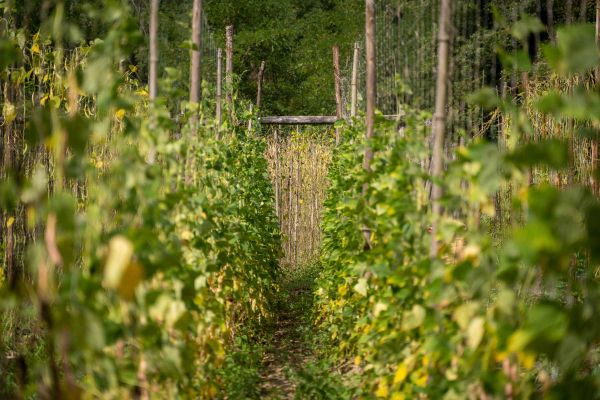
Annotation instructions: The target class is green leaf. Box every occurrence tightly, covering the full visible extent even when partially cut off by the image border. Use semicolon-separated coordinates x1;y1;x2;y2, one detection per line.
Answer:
544;24;600;75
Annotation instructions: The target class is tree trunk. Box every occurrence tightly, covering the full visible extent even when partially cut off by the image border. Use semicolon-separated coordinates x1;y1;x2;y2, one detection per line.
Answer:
546;0;555;43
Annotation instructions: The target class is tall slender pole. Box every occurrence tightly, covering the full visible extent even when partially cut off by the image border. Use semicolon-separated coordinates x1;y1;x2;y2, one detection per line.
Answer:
189;0;203;103
333;45;343;145
216;48;222;138
546;0;555;43
257;60;266;108
351;41;360;119
225;25;234;119
365;0;376;158
149;0;159;101
593;0;600;195
430;0;452;258
363;0;376;248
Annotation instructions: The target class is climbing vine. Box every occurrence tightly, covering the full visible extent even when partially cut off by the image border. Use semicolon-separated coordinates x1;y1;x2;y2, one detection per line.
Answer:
314;21;600;399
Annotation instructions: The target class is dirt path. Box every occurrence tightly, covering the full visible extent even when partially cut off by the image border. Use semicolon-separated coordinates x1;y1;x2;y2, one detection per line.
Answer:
259;271;314;399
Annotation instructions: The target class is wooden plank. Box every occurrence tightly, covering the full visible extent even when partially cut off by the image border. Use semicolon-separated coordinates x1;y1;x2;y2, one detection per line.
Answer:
258;115;399;125
260;116;337;125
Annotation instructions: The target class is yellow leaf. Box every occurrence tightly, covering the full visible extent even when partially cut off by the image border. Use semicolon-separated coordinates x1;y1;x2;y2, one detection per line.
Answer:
467;317;485;349
393;363;408;385
375;378;389;398
391;393;405;400
115;108;126;121
374;301;388;317
519;351;536;370
103;236;143;300
415;373;428;387
6;216;15;228
117;260;143;300
353;278;368;297
2;101;16;124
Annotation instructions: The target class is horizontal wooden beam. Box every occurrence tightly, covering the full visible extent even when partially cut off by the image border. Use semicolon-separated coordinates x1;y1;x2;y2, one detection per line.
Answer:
259;116;337;125
259;115;399;125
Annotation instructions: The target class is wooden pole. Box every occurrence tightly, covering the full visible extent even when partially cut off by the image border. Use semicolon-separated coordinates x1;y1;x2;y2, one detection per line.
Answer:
275;129;280;218
333;45;343;144
351;41;360;118
216;48;222;137
430;0;452;258
546;0;555;43
363;0;376;248
593;0;600;195
226;25;234;117
189;0;203;103
149;0;159;101
257;60;265;108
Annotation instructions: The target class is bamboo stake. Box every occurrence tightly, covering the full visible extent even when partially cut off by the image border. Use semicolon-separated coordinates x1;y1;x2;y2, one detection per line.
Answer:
593;0;600;195
149;0;159;101
257;60;266;108
430;0;452;259
351;42;360;119
189;0;203;103
226;25;234;119
333;45;343;145
216;48;222;137
363;0;376;249
2;82;14;287
275;129;280;218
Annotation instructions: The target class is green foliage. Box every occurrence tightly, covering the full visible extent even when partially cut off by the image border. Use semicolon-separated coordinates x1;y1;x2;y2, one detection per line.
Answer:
205;0;363;115
313;21;600;399
0;1;281;398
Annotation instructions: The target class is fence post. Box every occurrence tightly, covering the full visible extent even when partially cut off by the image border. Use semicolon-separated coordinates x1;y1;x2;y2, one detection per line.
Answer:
149;0;159;101
216;48;222;138
333;45;343;144
430;0;452;258
257;60;266;108
226;25;234;120
362;0;376;249
351;41;360;119
190;0;203;103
